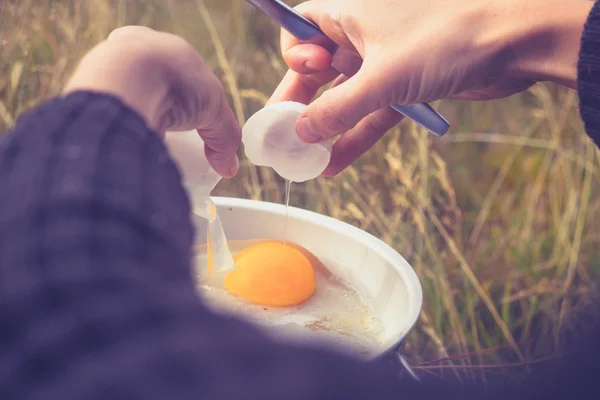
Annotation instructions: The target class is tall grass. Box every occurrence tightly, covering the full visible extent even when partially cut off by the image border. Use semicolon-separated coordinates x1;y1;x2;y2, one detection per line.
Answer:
1;0;599;385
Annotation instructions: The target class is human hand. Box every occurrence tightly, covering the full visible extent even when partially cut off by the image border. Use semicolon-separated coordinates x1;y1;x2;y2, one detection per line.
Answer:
269;0;591;175
65;26;241;177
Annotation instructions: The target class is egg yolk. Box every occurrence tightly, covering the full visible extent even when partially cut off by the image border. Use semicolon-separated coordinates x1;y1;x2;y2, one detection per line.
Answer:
224;242;316;307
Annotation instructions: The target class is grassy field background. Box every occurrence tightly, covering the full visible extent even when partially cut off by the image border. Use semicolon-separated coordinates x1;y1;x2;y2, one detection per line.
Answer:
1;0;599;385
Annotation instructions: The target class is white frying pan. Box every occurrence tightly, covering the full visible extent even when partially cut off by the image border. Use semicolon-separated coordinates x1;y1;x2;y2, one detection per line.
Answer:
192;197;423;379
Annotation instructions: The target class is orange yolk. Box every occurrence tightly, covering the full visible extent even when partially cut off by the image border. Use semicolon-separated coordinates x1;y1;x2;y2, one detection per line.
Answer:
224;242;316;307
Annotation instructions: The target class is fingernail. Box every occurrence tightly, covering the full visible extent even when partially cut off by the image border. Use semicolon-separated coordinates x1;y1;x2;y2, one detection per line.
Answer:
304;61;320;71
228;155;240;177
297;117;321;143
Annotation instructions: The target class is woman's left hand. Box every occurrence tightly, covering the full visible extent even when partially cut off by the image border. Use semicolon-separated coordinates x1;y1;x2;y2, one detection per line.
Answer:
65;26;241;177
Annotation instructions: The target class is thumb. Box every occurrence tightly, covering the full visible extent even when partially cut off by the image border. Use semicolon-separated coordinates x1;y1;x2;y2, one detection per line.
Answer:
296;59;392;143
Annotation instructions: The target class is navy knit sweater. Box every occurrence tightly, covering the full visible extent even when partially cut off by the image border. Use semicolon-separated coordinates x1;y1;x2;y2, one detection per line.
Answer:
1;3;600;399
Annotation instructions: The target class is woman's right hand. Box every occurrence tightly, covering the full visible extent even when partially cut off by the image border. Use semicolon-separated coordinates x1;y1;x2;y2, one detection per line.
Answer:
269;0;592;175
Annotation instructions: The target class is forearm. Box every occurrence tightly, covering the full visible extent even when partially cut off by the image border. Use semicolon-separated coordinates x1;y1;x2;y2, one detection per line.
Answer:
0;91;198;397
493;0;593;89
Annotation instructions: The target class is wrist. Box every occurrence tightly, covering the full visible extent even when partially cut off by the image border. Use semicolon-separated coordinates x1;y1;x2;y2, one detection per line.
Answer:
493;0;593;89
64;41;171;133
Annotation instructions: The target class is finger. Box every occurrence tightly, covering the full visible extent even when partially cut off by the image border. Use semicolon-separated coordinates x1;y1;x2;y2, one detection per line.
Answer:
267;67;340;105
198;101;241;178
270;0;359;106
195;77;242;178
323;107;404;176
163;51;242;178
283;2;358;52
283;44;332;74
295;58;390;143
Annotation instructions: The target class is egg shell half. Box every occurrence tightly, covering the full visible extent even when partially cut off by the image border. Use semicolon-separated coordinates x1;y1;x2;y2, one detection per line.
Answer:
242;102;332;182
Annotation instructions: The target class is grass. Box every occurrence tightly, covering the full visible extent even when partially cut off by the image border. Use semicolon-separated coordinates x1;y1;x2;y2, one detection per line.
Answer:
1;0;599;385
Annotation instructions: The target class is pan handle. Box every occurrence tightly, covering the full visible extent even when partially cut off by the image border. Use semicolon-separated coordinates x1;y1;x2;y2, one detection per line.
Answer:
397;352;421;382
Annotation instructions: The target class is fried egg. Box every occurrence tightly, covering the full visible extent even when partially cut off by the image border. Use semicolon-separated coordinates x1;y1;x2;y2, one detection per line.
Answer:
194;239;384;357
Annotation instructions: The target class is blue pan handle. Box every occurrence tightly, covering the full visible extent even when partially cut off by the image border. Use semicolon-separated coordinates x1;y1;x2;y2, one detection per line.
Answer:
246;0;450;136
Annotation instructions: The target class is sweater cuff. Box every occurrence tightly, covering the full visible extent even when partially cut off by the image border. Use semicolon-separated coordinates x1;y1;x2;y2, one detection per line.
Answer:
577;0;600;147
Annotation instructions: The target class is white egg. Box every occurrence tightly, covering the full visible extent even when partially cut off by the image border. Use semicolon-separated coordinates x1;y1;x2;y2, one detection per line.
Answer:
194;239;385;358
242;102;333;183
164;130;222;208
165;130;236;273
